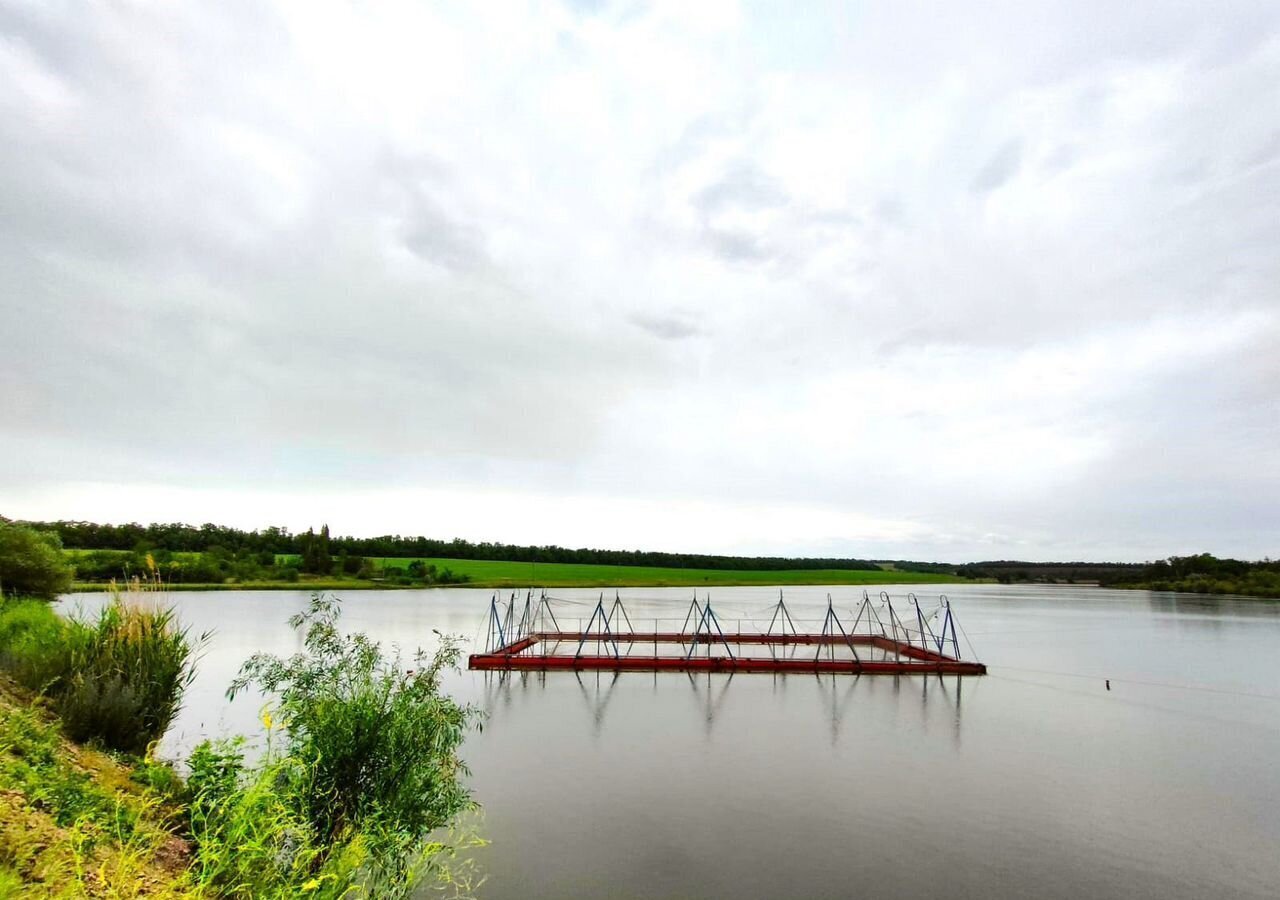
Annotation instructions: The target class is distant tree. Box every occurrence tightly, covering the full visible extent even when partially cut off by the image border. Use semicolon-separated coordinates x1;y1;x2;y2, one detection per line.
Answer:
0;522;73;599
317;524;333;575
295;525;336;575
299;527;318;574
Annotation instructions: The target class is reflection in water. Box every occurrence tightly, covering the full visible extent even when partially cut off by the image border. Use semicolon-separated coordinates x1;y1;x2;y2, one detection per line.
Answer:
480;668;967;746
575;670;620;738
60;585;1280;900
818;673;858;745
687;671;734;738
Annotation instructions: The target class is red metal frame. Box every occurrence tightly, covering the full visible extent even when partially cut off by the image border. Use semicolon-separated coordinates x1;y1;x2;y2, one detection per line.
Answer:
469;591;987;676
469;631;986;675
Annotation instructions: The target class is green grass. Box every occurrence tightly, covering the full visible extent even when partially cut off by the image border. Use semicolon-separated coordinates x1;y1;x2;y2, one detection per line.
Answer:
0;674;194;897
0;595;199;755
63;549;204;563
71;578;377;593
0;596;480;897
65;550;971;590
366;557;963;588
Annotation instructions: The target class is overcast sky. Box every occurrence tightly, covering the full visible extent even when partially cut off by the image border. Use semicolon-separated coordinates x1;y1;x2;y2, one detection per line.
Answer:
2;1;1278;561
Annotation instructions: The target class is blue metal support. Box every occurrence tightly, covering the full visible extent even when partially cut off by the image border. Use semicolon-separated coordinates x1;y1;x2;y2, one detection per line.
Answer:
680;594;704;635
515;589;534;642
488;593;507;652
912;595;941;652
575;597;620;659
851;590;885;637
503;593;516;646
815;595;860;664
684;598;735;661
685;604;709;661
607;590;636;636
937;597;960;658
912;594;928;650
765;590;799;637
706;599;735;660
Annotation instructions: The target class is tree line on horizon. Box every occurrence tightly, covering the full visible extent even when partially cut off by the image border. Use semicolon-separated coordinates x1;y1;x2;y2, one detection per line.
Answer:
952;554;1279;596
1100;552;1280;597
6;518;1275;595
0;520;472;591
11;518;885;572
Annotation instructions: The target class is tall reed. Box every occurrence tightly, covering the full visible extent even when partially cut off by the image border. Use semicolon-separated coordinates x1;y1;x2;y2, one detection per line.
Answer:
0;571;203;754
60;598;200;753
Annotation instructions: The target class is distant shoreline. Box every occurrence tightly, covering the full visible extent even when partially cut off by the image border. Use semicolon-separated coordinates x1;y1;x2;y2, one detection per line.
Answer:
67;570;973;593
63;577;1279;600
1107;582;1279;600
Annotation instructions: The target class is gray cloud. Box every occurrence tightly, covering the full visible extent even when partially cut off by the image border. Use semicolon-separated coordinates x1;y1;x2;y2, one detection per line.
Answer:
628;313;705;341
399;195;487;269
693;162;788;214
970;139;1022;192
1245;131;1280;170
704;228;771;263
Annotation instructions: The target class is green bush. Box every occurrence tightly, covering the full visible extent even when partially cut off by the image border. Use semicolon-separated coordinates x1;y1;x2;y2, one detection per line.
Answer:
0;523;72;600
68;549;140;582
0;595;200;754
213;593;479;896
59;600;201;753
0;600;81;694
187;738;367;899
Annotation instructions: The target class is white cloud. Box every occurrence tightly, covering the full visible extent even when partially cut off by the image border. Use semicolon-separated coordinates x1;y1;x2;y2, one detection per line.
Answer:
1;0;1278;560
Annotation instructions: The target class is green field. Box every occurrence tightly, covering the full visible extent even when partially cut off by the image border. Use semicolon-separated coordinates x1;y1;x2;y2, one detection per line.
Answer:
64;548;968;590
366;557;964;588
64;548;205;561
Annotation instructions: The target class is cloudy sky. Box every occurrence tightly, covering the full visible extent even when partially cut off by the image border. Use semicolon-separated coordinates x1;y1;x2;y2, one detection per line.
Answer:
2;1;1278;561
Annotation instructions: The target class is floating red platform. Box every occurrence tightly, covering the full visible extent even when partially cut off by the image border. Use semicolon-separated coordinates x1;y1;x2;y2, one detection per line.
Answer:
469;635;986;676
468;592;987;676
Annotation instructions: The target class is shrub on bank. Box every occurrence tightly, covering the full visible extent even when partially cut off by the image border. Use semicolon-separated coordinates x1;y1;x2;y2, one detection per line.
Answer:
0;591;481;896
0;522;73;600
0;591;200;754
59;598;199;753
187;593;480;898
0;599;79;693
186;739;368;899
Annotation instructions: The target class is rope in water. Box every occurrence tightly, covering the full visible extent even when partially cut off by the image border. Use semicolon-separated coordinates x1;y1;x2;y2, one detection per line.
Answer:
990;664;1280;702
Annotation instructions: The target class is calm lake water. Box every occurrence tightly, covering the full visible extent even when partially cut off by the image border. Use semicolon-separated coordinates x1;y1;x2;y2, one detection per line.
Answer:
62;584;1280;899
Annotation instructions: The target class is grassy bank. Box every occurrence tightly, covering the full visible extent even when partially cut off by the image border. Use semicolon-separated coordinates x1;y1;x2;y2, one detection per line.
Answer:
366;557;966;588
0;592;480;897
70;578;385;593
0;673;193;896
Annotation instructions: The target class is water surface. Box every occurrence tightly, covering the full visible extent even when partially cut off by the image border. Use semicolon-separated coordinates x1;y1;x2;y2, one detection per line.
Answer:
62;584;1280;899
